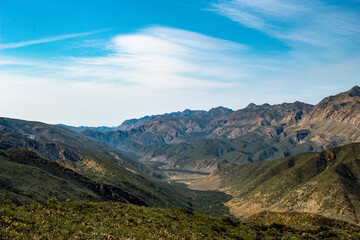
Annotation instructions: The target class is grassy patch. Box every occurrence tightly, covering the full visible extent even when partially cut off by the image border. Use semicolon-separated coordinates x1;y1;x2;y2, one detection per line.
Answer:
1;201;360;239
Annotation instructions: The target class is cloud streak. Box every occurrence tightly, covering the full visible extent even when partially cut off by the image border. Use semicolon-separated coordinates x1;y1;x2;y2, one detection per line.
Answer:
210;0;360;51
1;23;359;125
0;30;106;50
69;26;251;88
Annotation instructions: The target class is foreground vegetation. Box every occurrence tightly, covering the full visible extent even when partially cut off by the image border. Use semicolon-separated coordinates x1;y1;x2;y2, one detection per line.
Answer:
1;201;360;239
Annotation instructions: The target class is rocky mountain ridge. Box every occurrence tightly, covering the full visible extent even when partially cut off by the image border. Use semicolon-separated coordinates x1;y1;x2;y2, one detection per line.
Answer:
80;86;360;172
81;106;235;152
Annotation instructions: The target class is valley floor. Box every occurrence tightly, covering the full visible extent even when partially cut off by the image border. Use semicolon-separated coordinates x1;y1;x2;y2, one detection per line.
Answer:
160;169;210;185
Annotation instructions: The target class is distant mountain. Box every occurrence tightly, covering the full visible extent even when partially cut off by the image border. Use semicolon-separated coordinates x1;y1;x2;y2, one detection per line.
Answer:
82;86;360;172
82;106;234;152
205;101;312;139
191;142;360;224
115;116;151;131
0;117;230;215
115;107;233;132
56;124;116;133
303;85;360;124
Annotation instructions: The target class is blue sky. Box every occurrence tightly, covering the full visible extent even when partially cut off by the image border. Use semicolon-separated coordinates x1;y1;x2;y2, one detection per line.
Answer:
0;0;359;126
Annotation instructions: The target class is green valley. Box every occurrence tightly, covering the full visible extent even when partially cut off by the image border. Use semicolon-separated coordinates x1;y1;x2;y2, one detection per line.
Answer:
191;142;360;223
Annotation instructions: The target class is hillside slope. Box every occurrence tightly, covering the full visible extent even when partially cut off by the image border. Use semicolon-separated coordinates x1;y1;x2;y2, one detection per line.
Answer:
0;148;147;205
191;142;360;223
0;117;230;215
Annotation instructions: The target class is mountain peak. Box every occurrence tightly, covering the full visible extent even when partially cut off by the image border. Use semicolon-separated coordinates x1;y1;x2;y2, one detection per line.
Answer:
246;103;257;108
304;85;360;125
208;106;233;116
245;103;270;111
347;85;360;97
317;85;360;107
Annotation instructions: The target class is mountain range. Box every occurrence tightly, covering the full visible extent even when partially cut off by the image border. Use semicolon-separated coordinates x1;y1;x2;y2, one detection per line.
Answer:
55;124;116;133
1;85;360;228
79;86;360;173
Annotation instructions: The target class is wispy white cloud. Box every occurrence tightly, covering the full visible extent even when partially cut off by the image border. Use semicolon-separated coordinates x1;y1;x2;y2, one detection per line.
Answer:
1;24;359;125
0;30;106;50
67;26;251;88
211;0;360;51
0;26;268;125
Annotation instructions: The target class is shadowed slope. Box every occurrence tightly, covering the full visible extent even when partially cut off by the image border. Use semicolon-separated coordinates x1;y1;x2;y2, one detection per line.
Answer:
0;117;231;216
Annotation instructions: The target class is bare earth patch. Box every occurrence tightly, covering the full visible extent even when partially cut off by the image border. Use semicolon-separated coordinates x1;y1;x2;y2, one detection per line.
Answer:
188;175;221;191
79;158;107;175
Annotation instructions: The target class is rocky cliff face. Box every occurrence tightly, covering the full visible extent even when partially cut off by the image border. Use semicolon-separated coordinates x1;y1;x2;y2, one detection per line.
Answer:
302;86;360;125
206;102;313;139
